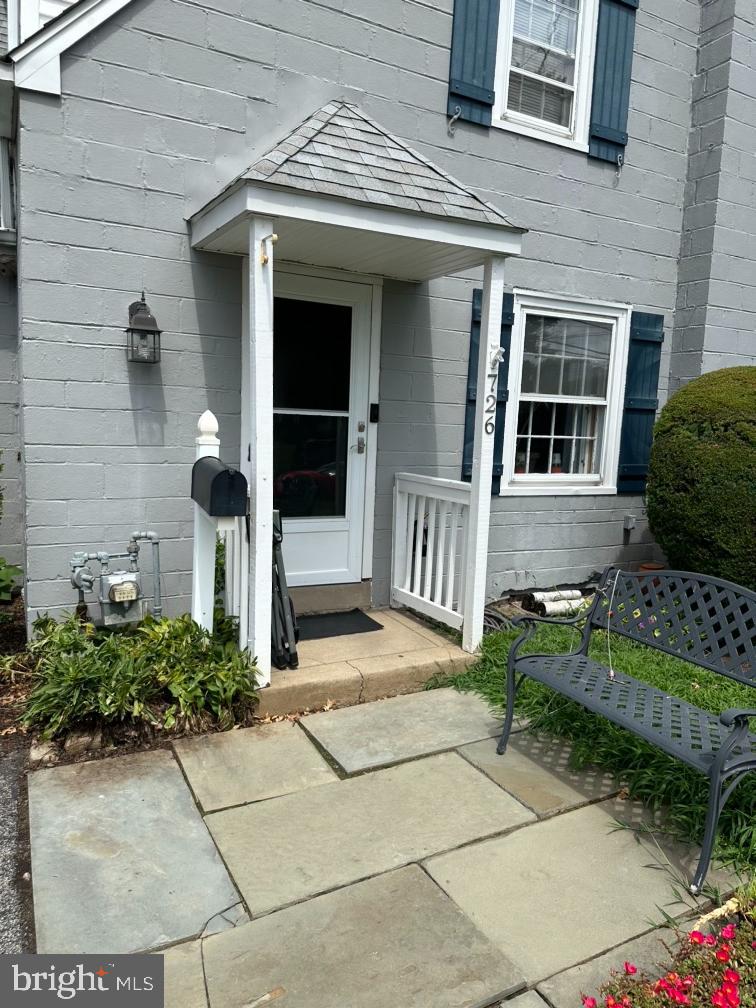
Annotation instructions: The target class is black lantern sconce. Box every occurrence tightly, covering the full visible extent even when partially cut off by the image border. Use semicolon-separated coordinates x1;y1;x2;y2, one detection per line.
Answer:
126;293;162;364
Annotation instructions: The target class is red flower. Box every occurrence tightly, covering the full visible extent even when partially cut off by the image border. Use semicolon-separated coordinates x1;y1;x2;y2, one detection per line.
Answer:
689;931;705;945
712;992;727;1008
723;970;740;985
704;934;717;946
582;998;597;1008
722;983;737;998
726;993;739;1008
624;962;638;976
716;945;731;963
720;923;736;940
605;997;617;1008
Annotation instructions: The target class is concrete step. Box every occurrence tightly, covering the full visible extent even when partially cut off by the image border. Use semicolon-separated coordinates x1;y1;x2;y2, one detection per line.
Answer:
258;608;476;717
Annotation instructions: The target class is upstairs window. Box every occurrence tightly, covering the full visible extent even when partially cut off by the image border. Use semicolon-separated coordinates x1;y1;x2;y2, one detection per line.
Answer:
493;0;600;148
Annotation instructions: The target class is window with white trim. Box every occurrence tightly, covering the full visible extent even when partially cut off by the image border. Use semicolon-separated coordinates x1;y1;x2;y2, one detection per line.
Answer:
501;291;631;494
493;0;600;149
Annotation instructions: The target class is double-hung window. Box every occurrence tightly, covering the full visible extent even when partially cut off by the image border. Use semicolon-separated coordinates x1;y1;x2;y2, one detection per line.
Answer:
501;291;631;493
493;0;600;148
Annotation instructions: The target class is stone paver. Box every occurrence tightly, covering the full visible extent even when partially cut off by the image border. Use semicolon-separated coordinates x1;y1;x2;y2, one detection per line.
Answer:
302;688;501;773
536;930;673;1008
202;866;525;1008
459;733;617;817
206;751;534;915
29;751;239;954
504;991;551;1008
174;722;337;812
161;940;207;1008
425;797;718;984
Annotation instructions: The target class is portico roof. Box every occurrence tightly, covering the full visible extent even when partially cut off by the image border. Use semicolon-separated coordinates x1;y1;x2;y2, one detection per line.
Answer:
190;101;525;282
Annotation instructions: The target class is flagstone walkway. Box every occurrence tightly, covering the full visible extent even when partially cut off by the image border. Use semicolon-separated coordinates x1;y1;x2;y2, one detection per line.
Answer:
27;688;731;1008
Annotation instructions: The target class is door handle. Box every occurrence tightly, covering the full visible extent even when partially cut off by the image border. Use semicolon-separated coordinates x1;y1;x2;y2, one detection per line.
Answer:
351;436;366;454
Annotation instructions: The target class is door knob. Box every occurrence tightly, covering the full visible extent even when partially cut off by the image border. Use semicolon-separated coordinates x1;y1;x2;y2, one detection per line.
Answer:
352;436;366;454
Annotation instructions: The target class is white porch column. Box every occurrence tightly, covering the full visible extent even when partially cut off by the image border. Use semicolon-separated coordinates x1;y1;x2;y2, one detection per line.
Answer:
191;410;221;632
241;217;276;686
462;255;507;653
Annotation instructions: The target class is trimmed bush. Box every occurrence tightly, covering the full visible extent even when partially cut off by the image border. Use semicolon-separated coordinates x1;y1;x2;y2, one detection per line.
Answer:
646;366;756;589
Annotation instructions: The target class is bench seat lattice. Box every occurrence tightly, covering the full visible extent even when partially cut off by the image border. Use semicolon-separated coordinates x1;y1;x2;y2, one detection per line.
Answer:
517;652;755;774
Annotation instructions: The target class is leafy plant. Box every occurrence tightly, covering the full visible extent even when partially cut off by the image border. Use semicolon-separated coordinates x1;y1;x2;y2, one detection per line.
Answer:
20;612;259;739
432;623;756;872
585;903;755;1008
0;556;22;602
646;366;756;589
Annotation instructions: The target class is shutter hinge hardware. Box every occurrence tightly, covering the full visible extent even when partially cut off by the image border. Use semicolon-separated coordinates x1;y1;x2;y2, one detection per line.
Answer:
615;152;624;181
448;105;462;138
490;347;506;368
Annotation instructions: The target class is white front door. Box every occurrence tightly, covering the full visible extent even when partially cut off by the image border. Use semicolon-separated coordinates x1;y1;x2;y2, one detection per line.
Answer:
273;273;373;586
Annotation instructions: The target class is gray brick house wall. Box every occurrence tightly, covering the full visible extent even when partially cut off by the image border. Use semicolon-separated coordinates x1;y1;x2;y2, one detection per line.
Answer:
12;0;756;621
0;273;21;567
672;0;756;391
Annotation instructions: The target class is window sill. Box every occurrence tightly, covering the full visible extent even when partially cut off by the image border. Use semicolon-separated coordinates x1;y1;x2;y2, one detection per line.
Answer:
491;116;589;153
499;484;618;497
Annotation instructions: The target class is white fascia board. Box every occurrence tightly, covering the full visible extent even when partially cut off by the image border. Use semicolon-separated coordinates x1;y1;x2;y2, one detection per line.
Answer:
190;181;524;258
244;186;525;256
10;0;136;95
189;184;249;249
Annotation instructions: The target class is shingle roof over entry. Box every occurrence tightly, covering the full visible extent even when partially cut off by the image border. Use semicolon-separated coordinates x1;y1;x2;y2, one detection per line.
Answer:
242;100;516;228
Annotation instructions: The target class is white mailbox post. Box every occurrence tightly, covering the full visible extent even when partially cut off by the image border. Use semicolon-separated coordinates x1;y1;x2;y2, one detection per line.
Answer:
191;410;239;632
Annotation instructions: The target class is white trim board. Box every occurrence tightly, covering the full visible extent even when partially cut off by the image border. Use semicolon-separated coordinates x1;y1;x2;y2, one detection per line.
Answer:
192;184;524;257
9;0;136;95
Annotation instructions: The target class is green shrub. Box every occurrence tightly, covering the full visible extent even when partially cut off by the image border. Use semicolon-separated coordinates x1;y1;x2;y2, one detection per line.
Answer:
646;366;756;588
20;612;259;739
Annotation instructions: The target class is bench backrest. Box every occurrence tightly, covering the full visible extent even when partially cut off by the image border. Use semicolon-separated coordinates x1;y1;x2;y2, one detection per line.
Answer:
586;567;756;686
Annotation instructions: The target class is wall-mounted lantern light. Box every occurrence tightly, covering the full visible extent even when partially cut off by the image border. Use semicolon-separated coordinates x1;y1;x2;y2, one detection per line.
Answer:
126;293;161;364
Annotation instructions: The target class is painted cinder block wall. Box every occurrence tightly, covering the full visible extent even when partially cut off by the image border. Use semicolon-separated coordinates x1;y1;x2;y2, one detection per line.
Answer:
0;274;21;566
13;0;753;621
672;0;756;391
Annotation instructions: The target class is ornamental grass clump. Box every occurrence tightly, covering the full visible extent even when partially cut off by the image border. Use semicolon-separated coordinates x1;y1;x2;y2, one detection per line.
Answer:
584;910;755;1008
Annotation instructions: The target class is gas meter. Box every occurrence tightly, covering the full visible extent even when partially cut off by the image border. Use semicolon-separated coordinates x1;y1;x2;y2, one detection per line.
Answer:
70;532;162;628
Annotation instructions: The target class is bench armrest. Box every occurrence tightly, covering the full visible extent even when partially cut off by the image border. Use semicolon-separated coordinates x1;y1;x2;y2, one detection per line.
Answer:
508;612;586;668
720;708;756;728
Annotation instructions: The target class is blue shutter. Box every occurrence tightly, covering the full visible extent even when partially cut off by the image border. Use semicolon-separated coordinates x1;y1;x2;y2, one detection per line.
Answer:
448;0;501;126
588;0;638;164
617;312;664;494
462;289;514;494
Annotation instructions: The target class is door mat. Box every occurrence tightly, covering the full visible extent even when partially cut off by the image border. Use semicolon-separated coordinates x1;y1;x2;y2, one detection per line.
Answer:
297;609;383;642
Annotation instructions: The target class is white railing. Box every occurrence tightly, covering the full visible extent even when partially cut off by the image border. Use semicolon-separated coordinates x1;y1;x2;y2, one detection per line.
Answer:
222;516;248;647
391;473;472;632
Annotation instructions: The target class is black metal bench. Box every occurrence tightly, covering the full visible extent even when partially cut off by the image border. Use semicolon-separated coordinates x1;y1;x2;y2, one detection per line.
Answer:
497;567;756;892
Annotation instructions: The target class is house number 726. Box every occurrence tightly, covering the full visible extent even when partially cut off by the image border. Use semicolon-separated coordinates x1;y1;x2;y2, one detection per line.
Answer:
484;370;498;435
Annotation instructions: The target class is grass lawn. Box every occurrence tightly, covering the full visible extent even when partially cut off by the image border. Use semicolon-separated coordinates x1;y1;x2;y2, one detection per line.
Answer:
434;621;756;875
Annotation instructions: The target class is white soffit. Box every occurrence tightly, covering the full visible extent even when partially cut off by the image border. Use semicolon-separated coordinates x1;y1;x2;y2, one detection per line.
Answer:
9;0;136;95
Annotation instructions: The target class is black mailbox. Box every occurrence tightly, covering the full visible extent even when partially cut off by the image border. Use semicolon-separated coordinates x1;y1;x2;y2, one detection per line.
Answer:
191;457;248;517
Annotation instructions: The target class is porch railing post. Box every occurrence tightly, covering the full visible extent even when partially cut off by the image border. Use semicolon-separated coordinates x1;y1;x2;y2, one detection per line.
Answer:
191;410;221;632
462;255;507;653
242;217;276;687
